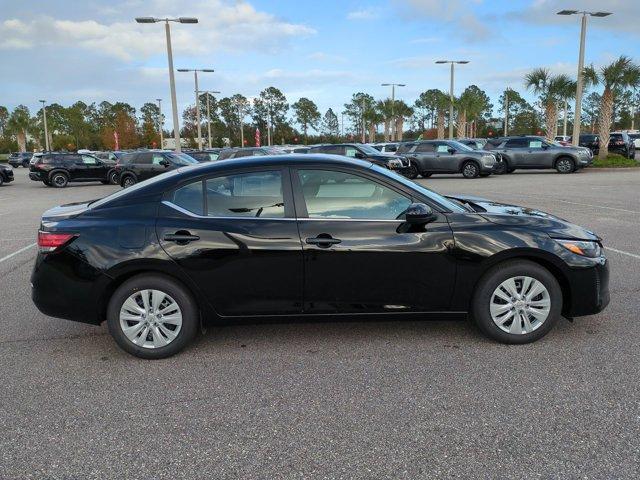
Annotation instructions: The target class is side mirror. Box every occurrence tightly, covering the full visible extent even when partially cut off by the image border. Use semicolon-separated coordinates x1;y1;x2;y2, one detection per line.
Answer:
354;151;365;159
160;159;170;167
405;203;437;225
447;147;456;154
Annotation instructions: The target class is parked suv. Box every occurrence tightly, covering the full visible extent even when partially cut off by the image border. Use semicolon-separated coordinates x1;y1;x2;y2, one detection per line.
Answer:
608;132;636;158
8;152;33;168
0;163;14;186
116;150;199;188
404;140;497;178
28;153;115;188
484;136;592;173
569;134;599;155
308;143;413;176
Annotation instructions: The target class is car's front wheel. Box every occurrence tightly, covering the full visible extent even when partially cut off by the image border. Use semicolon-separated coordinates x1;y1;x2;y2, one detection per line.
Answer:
471;260;562;344
121;175;136;188
555;157;575;174
108;170;119;185
107;274;199;359
403;162;419;180
462;161;480;179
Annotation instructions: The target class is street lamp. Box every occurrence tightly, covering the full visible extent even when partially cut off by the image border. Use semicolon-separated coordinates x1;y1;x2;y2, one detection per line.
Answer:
156;99;164;148
135;16;199;152
557;10;612;146
200;90;220;149
435;60;469;139
381;83;405;141
39;100;50;151
178;68;215;150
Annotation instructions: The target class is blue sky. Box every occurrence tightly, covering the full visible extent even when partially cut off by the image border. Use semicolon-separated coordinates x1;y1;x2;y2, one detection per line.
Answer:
1;0;638;128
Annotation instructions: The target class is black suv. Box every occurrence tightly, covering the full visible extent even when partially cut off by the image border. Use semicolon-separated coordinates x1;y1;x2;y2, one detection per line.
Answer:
404;140;497;178
116;151;199;188
8;152;33;168
570;134;599;155
608;132;636;158
0;163;14;186
307;143;412;176
484;136;592;173
28;153;116;188
217;147;286;161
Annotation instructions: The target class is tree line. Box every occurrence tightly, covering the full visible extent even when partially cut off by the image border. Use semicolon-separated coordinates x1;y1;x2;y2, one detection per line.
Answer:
1;55;638;158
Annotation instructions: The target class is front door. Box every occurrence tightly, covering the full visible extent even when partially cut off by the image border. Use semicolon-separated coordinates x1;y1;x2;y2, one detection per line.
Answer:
157;168;303;316
434;142;459;172
292;167;456;314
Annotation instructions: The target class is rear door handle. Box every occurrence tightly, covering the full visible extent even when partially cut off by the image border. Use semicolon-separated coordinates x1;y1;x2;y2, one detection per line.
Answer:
305;236;341;248
163;232;200;243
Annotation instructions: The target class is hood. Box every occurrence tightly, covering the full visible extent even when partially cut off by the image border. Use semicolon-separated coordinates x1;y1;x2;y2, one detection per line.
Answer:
41;200;95;221
446;194;600;241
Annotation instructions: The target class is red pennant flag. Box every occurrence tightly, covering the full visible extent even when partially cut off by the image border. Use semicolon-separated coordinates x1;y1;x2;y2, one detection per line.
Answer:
255;128;261;147
114;131;120;150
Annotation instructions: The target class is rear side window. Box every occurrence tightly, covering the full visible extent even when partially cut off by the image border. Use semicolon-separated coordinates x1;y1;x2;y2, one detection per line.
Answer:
172;181;204;215
415;143;435;153
136;153;153;164
205;171;284;218
506;138;528;148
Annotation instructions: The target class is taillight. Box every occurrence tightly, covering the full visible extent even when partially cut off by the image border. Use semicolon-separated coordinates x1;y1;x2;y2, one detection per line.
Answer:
38;231;77;253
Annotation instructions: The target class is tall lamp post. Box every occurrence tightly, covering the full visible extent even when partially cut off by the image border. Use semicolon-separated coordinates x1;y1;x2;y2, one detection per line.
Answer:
178;68;214;150
156;98;164;148
135;16;198;152
381;83;405;141
435;60;469;139
39;100;50;151
200;90;220;149
557;10;612;146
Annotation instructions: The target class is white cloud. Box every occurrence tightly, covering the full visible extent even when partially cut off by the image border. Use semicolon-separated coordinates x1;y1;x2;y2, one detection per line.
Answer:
347;7;381;21
0;1;316;60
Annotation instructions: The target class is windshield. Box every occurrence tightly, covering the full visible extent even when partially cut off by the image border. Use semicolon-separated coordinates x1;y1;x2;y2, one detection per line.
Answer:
370;164;466;212
358;144;385;155
448;141;474;152
167;153;199;165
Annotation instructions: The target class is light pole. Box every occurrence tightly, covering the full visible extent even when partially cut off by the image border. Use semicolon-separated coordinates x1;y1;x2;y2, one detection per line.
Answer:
503;88;510;136
156;98;164;148
557;10;612;146
178;69;214;150
381;83;405;141
436;60;469;139
39;100;50;151
135;17;198;152
200;90;220;149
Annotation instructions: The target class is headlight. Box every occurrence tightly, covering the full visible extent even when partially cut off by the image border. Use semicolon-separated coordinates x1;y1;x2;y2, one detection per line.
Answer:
555;239;602;258
481;154;495;165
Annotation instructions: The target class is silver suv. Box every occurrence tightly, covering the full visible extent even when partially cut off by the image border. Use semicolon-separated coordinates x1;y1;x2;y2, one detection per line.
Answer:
484;136;593;174
404;140;497;179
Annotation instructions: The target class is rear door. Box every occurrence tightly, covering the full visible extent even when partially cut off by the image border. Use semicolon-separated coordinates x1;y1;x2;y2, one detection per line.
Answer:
503;138;529;166
292;167;455;313
157;167;303;316
132;153;155;180
411;142;436;171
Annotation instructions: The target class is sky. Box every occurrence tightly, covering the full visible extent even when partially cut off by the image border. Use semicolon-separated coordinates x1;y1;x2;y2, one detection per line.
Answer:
1;0;639;129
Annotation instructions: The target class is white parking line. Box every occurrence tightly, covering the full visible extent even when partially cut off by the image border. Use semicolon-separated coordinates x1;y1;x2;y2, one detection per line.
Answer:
556;200;639;214
607;247;640;260
0;243;37;263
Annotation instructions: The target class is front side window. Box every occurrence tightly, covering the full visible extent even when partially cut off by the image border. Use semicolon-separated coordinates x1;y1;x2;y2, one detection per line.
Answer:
81;155;98;165
206;171;284;218
415;143;434;153
297;169;411;220
435;143;450;153
528;140;544;149
152;154;166;165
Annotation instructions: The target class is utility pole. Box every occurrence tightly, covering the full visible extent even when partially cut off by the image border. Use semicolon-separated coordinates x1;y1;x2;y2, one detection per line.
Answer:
435;60;469;139
504;88;509;137
39;100;50;151
156;98;164;148
177;68;214;150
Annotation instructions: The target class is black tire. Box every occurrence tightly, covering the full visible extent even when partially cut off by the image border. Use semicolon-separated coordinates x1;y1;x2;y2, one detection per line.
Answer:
629;147;636;159
22;160;29;168
555;157;575;174
50;172;69;188
0;175;3;186
421;172;432;178
471;260;562;344
42;180;52;187
403;162;419;180
108;170;119;185
493;160;507;175
461;161;480;179
507;167;516;173
121;175;136;188
106;274;199;359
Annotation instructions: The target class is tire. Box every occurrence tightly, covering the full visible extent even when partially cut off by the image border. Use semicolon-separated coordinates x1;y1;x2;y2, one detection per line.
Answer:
421;172;432;178
471;260;562;344
108;170;119;185
462;161;480;179
22;160;29;168
403;162;419;180
0;175;3;186
121;175;136;188
629;147;636;159
50;172;69;188
555;157;575;174
106;274;199;359
493;161;507;175
507;167;516;173
42;180;52;187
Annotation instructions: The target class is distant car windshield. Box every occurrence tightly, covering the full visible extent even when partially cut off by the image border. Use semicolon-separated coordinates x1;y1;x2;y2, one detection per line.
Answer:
370;164;466;212
168;153;199;165
448;141;474;152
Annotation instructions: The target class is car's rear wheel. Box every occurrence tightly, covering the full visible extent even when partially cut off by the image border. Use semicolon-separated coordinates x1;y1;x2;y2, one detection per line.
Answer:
555;157;575;174
493;160;507;175
107;274;199;359
462;161;480;179
22;160;30;168
108;171;119;185
471;260;562;344
121;175;136;188
50;172;69;188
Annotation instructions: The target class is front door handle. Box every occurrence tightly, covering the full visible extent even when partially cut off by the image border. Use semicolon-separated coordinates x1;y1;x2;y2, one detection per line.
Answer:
305;235;341;248
163;231;200;244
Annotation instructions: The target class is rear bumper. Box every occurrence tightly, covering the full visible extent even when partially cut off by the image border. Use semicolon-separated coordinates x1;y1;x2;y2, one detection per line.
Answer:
564;257;610;317
1;170;14;182
29;171;45;181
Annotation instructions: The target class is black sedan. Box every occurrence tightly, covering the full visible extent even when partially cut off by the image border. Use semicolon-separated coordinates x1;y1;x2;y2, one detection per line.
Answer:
31;155;610;358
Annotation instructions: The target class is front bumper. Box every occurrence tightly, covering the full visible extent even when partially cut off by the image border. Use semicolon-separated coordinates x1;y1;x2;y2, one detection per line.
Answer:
564;257;610;317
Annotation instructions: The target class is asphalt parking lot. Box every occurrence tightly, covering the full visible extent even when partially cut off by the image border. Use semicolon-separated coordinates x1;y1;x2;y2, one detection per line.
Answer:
1;166;639;479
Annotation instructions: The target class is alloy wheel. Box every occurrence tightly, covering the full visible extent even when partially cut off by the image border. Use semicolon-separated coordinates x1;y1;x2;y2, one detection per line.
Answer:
489;276;550;335
463;163;478;178
119;289;183;349
52;174;67;187
123;177;135;188
556;158;573;173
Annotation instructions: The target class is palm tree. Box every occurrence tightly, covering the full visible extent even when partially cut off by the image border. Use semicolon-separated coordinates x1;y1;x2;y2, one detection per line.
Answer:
584;56;640;158
376;99;394;141
558;79;577;137
393;100;413;141
525;68;574;142
6;105;33;152
433;90;449;139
